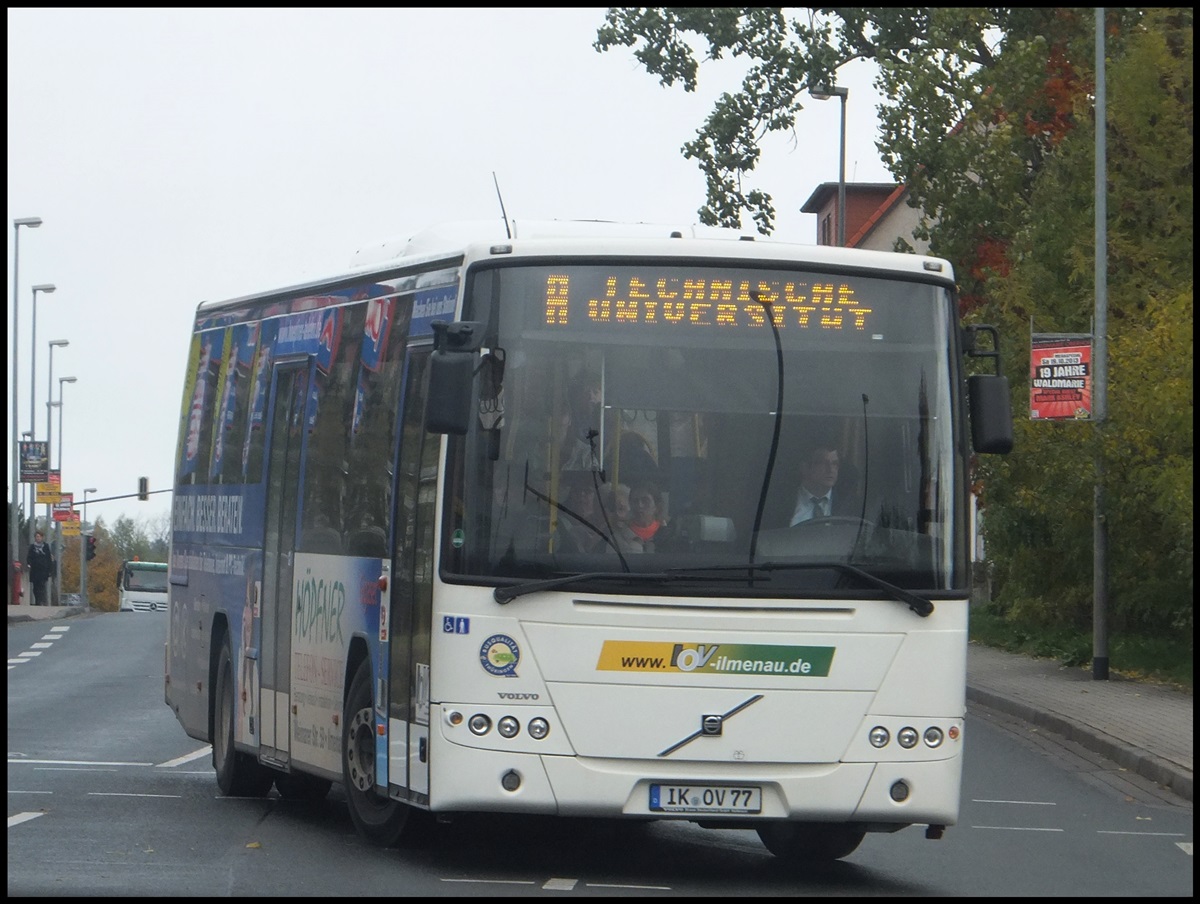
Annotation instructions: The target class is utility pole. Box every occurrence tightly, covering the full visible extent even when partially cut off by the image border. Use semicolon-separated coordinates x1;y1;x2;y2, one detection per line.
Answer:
1092;7;1109;680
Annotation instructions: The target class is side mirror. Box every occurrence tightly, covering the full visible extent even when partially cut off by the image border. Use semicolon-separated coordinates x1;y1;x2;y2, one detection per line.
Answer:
962;324;1014;455
968;374;1014;454
426;352;474;434
425;320;486;435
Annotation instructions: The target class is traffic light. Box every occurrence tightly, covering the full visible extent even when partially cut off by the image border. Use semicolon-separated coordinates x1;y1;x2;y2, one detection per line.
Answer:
138;477;149;501
86;535;97;561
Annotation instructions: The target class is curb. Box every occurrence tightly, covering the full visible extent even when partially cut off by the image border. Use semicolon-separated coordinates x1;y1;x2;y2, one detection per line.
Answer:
967;684;1193;803
7;605;91;625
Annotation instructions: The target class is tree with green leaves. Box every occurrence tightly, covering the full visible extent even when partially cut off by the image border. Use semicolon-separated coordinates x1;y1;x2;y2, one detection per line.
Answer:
596;9;1192;650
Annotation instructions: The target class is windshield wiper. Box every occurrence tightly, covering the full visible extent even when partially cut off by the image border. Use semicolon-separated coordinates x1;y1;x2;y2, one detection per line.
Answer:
664;562;934;618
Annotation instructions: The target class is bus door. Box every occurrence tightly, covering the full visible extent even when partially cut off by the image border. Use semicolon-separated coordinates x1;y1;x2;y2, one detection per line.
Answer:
387;348;436;801
257;360;312;764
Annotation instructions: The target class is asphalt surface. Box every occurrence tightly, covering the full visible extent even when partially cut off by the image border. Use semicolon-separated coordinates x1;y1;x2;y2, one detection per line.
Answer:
9;603;1192;803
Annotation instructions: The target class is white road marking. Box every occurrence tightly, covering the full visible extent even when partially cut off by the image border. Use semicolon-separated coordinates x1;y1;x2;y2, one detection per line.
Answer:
441;878;537;885
157;747;211;768
8;812;45;828
544;878;578;890
973;799;1057;805
972;825;1064;832
1177;842;1192;855
30;642;54;649
48;626;70;632
1097;830;1189;836
88;792;183;799
7;758;153;767
589;882;673;890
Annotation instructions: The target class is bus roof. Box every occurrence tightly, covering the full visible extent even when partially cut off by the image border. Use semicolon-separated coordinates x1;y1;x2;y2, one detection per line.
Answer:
196;219;955;315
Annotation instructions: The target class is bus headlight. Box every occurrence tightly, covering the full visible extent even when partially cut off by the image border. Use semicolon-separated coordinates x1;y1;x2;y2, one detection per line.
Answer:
497;716;520;738
924;726;944;748
897;727;919;748
528;718;550;740
869;726;890;748
468;714;492;736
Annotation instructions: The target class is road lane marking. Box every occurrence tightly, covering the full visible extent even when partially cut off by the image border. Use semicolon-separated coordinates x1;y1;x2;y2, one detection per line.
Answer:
8;812;45;828
441;879;537;885
88;792;183;799
157;747;211;768
973;799;1057;805
544;878;578;890
972;825;1064;832
7;759;154;767
1097;830;1188;836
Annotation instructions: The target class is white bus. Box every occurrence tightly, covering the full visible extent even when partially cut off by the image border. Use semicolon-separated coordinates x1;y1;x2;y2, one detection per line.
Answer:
118;560;169;612
165;219;1012;862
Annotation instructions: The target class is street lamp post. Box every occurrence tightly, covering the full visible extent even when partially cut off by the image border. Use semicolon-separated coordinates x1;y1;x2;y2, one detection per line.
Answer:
11;216;43;606
55;376;77;481
810;85;849;247
81;486;97;607
28;283;57;546
54;375;78;597
46;339;69;598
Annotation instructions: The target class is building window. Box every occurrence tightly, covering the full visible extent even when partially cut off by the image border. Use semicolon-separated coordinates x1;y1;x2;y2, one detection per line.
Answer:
820;213;833;246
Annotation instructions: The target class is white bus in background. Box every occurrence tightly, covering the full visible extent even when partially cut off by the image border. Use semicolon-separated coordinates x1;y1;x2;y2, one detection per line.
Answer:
118;560;169;612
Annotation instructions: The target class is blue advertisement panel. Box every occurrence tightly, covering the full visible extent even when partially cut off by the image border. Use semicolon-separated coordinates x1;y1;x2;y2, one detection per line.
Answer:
290;552;384;775
409;285;458;338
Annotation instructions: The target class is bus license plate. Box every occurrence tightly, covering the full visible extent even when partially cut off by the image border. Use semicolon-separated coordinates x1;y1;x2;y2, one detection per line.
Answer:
649;784;762;814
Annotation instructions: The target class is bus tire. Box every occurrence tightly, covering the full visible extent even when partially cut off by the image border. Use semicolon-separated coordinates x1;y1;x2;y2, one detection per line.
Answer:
756;822;865;862
342;658;409;846
213;634;274;798
274;771;332;801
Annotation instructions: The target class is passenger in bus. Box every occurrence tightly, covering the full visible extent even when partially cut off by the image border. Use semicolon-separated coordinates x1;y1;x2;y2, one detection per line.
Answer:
628;480;666;549
601;481;643;554
559;370;603;472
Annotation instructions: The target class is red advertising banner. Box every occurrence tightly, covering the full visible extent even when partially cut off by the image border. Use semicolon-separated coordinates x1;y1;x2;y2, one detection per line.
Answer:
52;494;75;521
1030;334;1093;420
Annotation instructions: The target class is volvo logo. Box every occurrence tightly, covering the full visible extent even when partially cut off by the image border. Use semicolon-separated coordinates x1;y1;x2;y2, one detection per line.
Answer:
658;694;764;757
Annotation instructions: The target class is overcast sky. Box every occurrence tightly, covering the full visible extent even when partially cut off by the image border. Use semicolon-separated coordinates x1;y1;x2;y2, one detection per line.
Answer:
7;7;891;531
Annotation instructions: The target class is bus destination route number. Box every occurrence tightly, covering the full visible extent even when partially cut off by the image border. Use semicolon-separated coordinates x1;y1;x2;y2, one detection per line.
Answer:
649;783;762;814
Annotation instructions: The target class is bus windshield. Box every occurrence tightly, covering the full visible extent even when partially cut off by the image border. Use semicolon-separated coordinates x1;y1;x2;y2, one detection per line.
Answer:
123;564;169;593
441;261;965;596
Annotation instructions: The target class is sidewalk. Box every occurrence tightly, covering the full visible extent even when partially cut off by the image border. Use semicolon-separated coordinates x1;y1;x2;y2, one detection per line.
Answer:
966;641;1192;802
8;604;1192;803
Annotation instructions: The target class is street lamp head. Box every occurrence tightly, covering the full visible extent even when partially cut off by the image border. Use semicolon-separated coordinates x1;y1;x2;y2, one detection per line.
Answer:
32;283;56;294
810;84;849;100
49;338;70;348
60;376;77;386
14;217;43;228
85;487;97;493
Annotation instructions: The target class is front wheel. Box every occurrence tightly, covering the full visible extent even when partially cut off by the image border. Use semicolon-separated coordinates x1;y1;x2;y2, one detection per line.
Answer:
756;822;866;862
213;634;274;797
342;658;409;845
